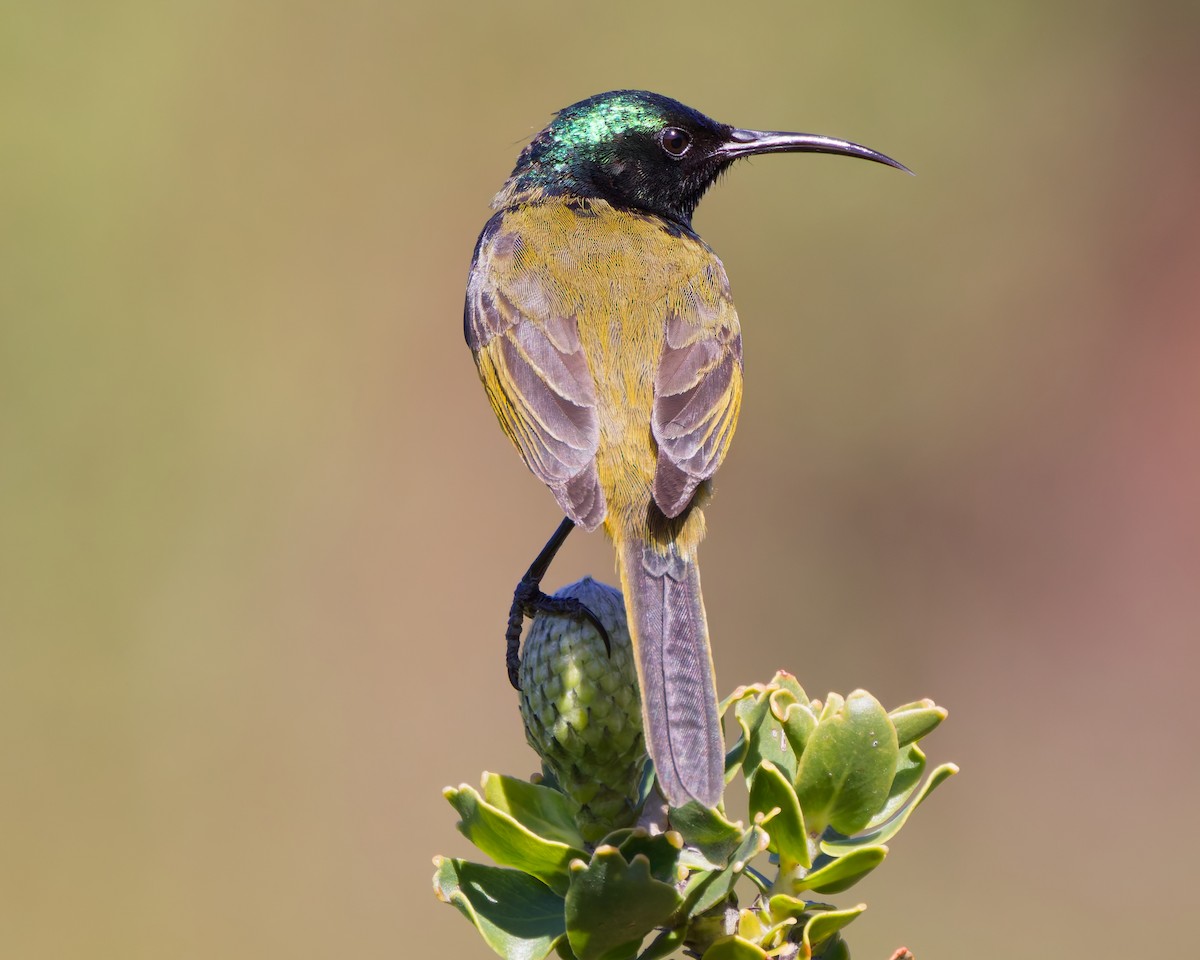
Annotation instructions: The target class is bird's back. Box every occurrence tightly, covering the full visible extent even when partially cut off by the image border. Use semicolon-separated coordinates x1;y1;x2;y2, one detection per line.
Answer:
467;196;742;546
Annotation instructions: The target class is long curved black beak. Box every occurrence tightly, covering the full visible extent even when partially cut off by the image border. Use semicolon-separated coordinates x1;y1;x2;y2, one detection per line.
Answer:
718;128;912;174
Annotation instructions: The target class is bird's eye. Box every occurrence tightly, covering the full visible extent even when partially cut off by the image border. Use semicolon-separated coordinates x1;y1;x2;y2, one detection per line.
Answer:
659;127;692;157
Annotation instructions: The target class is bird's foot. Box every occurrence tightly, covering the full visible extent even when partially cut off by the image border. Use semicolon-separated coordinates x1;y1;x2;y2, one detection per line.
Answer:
506;574;612;690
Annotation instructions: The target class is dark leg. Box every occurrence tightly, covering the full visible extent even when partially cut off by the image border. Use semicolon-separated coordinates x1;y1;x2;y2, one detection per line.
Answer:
506;517;612;690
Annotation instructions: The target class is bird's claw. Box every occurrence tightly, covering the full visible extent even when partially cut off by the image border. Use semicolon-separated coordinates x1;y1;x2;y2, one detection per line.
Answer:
537;595;612;658
506;575;612;691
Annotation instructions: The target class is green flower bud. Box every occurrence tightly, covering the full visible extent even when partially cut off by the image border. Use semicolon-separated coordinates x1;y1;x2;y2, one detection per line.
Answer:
518;578;647;844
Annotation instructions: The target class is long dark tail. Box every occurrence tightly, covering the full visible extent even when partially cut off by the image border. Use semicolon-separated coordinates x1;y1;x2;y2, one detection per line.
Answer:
617;534;723;808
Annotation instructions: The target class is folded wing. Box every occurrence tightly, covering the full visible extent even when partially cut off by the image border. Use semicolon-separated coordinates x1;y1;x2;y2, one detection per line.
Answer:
652;297;743;519
466;250;606;531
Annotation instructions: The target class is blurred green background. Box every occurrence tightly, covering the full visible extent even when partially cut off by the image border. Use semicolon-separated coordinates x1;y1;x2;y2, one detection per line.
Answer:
4;1;1198;956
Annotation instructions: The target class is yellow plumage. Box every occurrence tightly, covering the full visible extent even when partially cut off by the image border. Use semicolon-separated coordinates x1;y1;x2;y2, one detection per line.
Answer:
469;197;742;553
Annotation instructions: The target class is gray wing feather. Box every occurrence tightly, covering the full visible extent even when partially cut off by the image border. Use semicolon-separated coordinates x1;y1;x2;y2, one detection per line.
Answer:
466;256;606;530
652;310;742;518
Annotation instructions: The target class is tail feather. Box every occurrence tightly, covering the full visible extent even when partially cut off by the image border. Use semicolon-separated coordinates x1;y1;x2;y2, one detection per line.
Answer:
618;536;723;807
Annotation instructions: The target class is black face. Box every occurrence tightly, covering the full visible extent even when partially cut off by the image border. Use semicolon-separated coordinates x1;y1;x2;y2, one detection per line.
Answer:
511;91;737;228
507;90;910;228
587;115;738;227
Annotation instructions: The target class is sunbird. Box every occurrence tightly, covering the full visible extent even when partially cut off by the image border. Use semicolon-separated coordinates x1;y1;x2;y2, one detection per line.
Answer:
466;90;907;808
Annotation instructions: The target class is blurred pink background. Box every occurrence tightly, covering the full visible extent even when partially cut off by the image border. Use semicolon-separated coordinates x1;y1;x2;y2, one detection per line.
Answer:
3;1;1198;956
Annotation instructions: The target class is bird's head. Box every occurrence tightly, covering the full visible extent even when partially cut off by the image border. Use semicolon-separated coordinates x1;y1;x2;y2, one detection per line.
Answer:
499;90;909;227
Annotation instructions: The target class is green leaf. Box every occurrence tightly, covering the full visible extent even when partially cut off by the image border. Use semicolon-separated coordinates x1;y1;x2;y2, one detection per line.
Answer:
599;827;636;848
768;673;817;770
802;904;866;953
617;829;684;883
681;825;769;917
791;845;887;895
888;700;947;747
701;936;768;960
433;856;566;960
669;802;746;870
766;893;813;922
794;690;899;836
735;910;767;944
777;695;818;766
864;744;926;829
637;927;688;960
821;763;959;855
771;671;810;705
724;680;811;784
747;760;809;869
481;772;586;849
446;784;587;896
812;933;850;960
814;692;842;722
565;846;683;960
721;682;768;718
724;736;750;781
741;689;803;786
742;913;799;954
732;688;771;769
